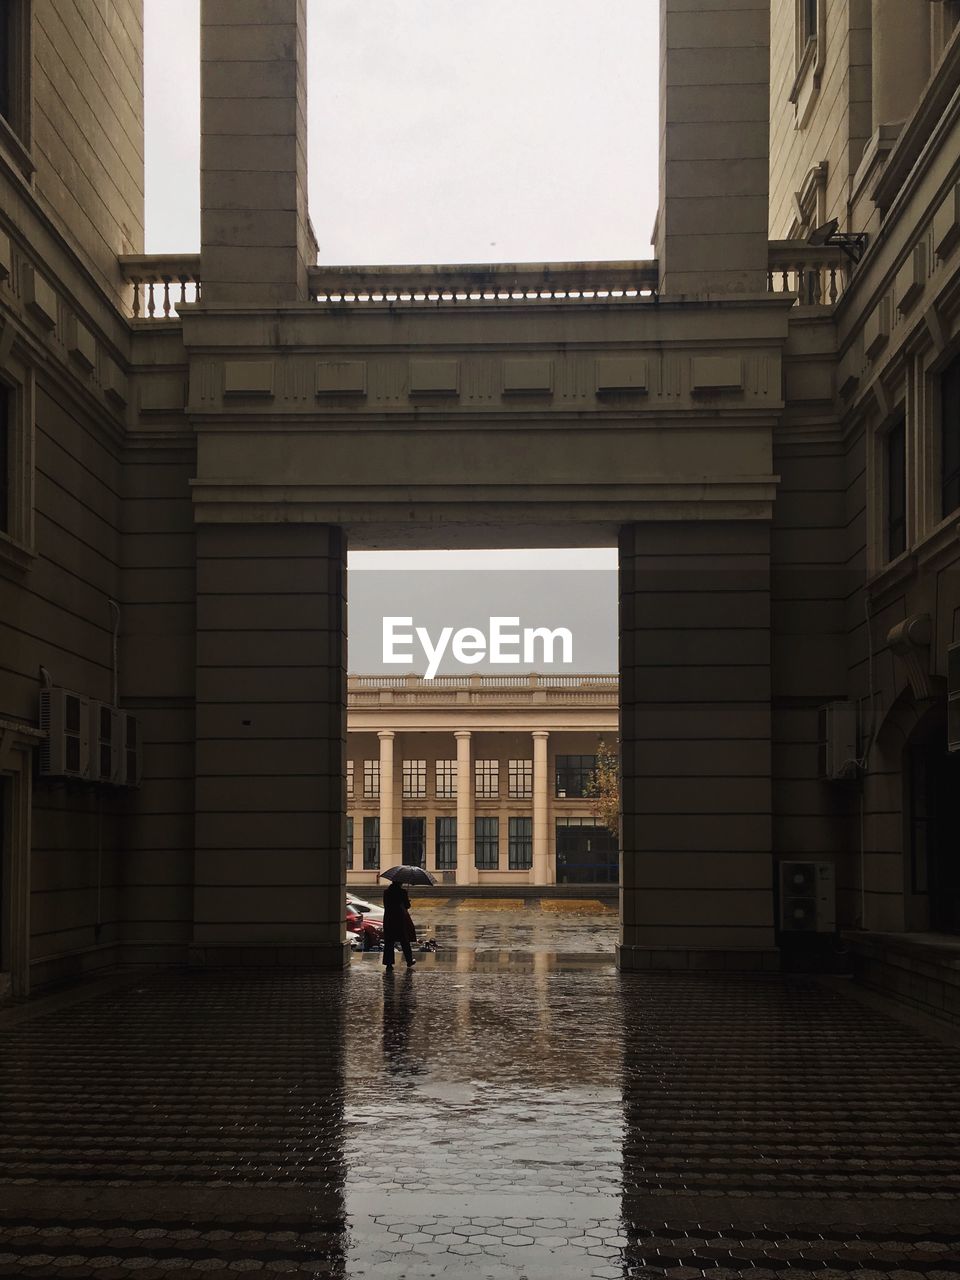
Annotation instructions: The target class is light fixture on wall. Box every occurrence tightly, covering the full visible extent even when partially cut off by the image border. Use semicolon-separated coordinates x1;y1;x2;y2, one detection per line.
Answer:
807;218;868;265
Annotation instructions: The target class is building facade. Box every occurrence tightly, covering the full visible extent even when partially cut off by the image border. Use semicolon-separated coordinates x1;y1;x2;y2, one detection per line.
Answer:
345;674;618;889
1;0;960;1016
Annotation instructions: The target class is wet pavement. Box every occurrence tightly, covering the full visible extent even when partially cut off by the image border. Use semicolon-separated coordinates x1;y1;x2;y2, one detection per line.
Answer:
2;902;960;1278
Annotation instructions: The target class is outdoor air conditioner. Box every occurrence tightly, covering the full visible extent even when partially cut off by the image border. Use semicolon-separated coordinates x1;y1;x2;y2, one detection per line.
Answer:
38;687;90;779
779;860;836;932
121;712;143;787
948;641;960;752
816;700;859;779
89;702;124;784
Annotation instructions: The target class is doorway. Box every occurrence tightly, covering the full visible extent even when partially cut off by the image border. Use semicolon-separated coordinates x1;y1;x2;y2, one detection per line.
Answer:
908;715;960;933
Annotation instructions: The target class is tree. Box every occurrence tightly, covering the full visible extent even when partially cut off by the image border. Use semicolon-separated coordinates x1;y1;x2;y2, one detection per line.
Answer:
586;739;620;838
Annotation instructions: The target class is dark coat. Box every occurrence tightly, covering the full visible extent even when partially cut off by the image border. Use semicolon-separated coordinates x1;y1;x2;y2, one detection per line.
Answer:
382;881;418;944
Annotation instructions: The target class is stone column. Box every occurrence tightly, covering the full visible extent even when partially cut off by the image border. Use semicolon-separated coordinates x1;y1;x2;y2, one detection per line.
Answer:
455;730;474;886
532;730;550;887
657;0;771;295
200;0;316;304
871;0;930;132
192;523;346;967
618;521;776;972
378;730;396;867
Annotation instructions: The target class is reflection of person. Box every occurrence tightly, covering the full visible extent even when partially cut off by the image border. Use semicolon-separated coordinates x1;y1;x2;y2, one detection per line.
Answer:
382;880;417;970
382;969;418;1075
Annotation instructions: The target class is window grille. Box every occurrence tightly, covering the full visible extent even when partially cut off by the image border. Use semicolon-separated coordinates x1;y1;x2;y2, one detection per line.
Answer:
475;816;499;869
475;759;499;798
508;816;533;870
402;758;426;799
363;759;380;799
508;758;532;799
435;758;457;798
435;816;457;869
362;816;380;869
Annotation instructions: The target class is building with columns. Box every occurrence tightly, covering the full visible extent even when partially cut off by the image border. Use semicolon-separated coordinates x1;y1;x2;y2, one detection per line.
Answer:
346;675;619;889
2;0;960;1020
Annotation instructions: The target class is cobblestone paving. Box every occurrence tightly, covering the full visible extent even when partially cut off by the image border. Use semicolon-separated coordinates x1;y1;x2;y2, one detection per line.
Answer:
1;907;959;1277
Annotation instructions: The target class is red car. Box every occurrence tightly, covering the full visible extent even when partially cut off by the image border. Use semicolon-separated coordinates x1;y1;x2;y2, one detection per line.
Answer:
346;907;382;949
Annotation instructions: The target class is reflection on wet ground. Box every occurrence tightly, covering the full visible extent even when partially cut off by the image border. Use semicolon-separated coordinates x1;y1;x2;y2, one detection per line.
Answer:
1;905;960;1278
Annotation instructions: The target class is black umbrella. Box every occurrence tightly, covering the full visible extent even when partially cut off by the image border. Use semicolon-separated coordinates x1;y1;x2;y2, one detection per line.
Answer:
380;865;437;886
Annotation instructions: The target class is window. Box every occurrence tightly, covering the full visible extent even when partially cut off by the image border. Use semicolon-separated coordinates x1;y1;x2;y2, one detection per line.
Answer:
932;1;960;62
362;816;380;869
555;754;596;799
475;816;499;870
346;760;354;799
402;758;426;799
346;815;354;871
887;415;907;560
435;816;457;869
402;816;425;867
0;5;10;123
435;759;457;799
0;363;33;563
942;356;960;519
508;816;533;870
0;1;31;157
475;759;499;798
803;0;817;38
363;759;380;799
508;759;532;799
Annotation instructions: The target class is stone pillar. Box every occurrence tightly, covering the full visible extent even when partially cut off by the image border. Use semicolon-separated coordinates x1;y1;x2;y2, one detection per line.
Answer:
532;730;551;887
618;522;776;971
455;730;474;886
378;730;396;867
200;0;316;304
192;523;346;966
656;0;771;295
872;0;930;132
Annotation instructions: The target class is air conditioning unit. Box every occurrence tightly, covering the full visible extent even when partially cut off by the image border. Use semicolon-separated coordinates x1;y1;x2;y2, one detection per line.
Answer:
817;700;859;779
121;712;143;787
38;687;90;779
949;641;960;752
779;860;836;932
89;702;124;784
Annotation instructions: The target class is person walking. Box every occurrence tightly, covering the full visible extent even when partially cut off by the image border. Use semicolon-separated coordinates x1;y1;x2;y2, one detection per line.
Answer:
382;878;417;970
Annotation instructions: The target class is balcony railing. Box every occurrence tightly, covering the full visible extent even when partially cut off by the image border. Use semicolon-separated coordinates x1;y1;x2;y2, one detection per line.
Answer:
348;672;619;707
350;673;617;690
119;254;202;319
767;241;848;305
118;247;846;319
308;260;659;305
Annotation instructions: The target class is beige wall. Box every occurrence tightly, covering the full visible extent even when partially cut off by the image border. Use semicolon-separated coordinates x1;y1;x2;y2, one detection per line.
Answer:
31;0;145;305
769;0;872;239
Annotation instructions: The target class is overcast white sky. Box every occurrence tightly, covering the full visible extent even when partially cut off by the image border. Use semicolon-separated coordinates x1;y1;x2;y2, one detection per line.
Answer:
144;0;659;264
144;0;658;571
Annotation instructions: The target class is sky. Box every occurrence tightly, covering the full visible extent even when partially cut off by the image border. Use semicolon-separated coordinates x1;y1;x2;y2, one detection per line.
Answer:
143;0;659;575
144;0;660;263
